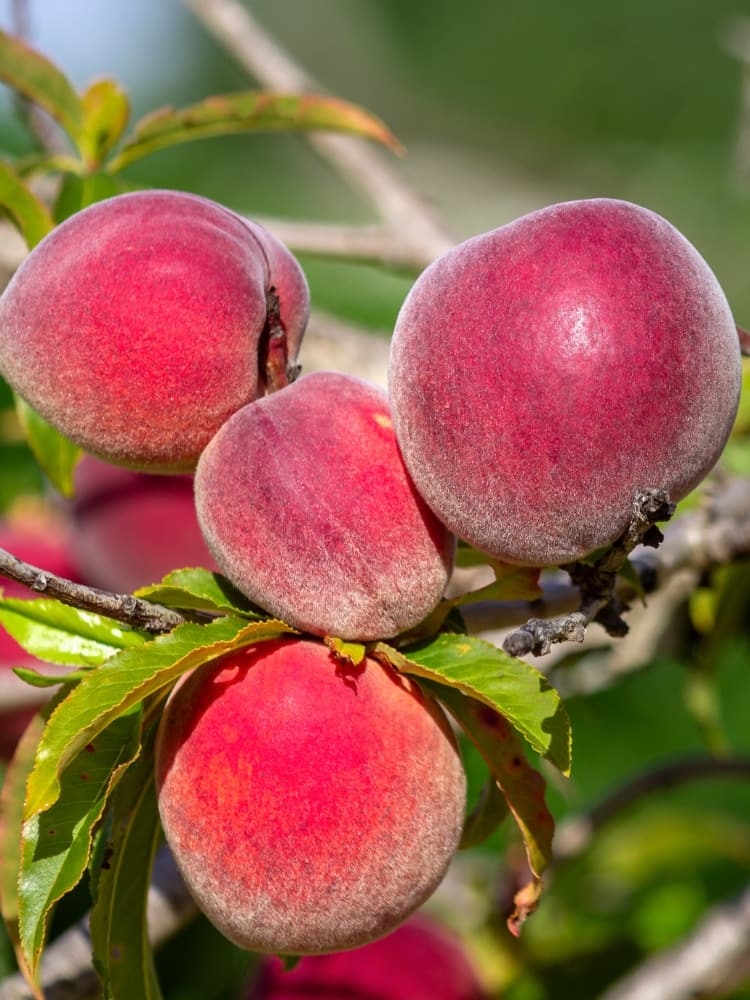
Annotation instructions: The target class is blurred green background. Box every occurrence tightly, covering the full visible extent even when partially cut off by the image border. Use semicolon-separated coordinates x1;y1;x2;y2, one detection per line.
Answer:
1;1;749;998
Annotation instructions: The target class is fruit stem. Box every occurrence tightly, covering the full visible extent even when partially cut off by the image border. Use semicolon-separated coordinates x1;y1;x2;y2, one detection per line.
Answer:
261;289;300;394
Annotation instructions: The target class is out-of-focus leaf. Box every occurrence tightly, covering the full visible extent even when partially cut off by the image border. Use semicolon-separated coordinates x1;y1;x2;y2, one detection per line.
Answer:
0;31;83;143
107;91;402;172
135;568;264;618
90;724;162;1000
0;162;53;249
53;171;124;222
0;597;148;666
80;78;130;168
24;617;296;819
18;706;142;979
455;564;543;605
433;685;554;935
374;634;571;775
13;396;82;498
460;775;510;849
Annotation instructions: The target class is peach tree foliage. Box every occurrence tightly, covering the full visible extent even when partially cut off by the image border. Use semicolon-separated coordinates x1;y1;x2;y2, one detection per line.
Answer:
0;31;570;1000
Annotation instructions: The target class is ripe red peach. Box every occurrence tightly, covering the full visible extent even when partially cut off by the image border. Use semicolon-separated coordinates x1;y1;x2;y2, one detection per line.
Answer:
0;190;309;472
69;455;217;593
155;638;466;955
249;914;489;999
194;371;455;640
389;198;742;566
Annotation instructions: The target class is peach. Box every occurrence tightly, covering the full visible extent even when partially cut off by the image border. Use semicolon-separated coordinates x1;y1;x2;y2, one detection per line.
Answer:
194;371;455;640
389;198;742;566
249;914;489;999
154;638;466;955
69;455;217;593
0;190;309;472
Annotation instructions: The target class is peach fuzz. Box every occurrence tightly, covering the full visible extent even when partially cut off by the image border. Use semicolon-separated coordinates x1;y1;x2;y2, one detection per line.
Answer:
0;190;309;472
194;371;455;640
155;638;466;955
389;198;742;566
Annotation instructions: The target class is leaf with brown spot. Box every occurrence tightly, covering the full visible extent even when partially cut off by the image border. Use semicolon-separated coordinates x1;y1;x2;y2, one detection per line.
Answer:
429;685;554;934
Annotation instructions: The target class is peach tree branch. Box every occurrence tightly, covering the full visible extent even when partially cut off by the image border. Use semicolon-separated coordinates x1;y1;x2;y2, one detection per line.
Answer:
502;488;676;658
598;881;750;1000
554;754;750;862
183;0;456;270
0;547;188;633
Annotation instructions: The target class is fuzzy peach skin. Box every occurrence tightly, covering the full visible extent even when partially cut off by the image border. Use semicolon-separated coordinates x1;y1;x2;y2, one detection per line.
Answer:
155;638;467;955
250;914;489;999
69;455;217;594
0;190;309;472
389;198;742;566
194;371;455;640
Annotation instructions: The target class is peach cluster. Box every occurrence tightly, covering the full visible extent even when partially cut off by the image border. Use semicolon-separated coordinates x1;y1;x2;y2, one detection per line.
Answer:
0;190;741;961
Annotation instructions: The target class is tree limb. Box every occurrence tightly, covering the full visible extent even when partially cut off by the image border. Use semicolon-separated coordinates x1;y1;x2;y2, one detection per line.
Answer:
0;547;188;634
183;0;456;270
554;755;750;862
597;881;750;1000
502;489;676;658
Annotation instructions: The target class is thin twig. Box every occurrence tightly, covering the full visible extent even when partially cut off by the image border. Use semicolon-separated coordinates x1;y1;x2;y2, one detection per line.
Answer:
597;882;750;1000
246;218;427;271
0;547;188;634
554;755;750;862
183;0;456;270
502;488;676;658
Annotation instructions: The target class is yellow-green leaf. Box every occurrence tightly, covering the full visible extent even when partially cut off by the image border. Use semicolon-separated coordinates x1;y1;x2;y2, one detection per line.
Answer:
0;160;54;249
80;78;130;168
107;91;402;173
0;30;83;144
375;633;571;775
23;617;296;820
433;685;554;935
18;706;143;978
14;396;82;498
90;725;163;1000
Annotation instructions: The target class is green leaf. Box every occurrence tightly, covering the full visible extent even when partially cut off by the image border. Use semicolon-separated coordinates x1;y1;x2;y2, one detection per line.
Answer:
0;31;83;145
375;633;571;775
53;171;124;221
13;666;91;688
0;597;148;666
433;685;554;935
13;396;82;497
79;78;130;168
90;724;162;1000
0;706;53;980
24;616;296;819
459;775;510;849
106;91;402;173
18;706;142;978
135;568;264;618
0;161;54;249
